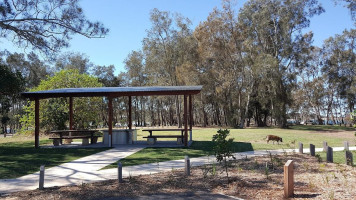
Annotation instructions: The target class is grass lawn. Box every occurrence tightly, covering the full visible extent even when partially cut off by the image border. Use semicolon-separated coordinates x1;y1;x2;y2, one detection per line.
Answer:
316;150;356;166
0;137;109;179
103;125;355;169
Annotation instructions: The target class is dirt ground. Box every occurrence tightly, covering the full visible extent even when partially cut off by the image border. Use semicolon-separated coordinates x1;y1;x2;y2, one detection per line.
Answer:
1;153;356;200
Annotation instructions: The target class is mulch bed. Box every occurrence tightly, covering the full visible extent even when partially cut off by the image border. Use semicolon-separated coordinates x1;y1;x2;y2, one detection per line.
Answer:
1;153;356;199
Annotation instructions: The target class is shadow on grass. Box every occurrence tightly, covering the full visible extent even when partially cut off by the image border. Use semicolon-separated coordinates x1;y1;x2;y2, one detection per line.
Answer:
103;141;254;169
0;140;109;179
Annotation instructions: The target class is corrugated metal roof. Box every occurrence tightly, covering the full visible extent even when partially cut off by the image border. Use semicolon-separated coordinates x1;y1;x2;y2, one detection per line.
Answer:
21;86;203;99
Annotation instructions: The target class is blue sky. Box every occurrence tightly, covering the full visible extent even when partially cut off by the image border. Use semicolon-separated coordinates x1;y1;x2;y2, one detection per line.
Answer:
1;0;354;74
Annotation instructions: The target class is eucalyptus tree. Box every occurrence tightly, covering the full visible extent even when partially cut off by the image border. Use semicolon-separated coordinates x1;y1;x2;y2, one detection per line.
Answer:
194;0;249;127
5;52;50;88
322;29;356;115
142;8;198;127
0;64;24;134
55;52;92;74
0;0;108;56
238;0;324;127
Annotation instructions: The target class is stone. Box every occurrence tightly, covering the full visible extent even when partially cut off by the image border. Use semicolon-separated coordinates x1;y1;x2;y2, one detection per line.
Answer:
327;146;333;163
147;138;155;145
310;144;315;156
284;160;294;198
345;151;353;166
299;142;303;154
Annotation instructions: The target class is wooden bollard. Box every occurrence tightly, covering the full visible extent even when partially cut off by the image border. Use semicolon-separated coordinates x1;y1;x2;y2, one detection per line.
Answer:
344;141;349;151
39;165;45;190
284;160;294;198
323;141;328;152
298;142;303;154
327;146;333;163
118;162;123;183
185;155;190;176
345;151;353;166
310;144;315;156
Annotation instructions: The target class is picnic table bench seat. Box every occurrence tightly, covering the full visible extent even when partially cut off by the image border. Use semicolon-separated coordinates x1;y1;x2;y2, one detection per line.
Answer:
142;129;187;145
49;135;100;146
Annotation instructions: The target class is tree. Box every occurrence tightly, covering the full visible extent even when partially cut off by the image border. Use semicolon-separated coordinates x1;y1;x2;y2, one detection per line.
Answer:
20;69;103;133
322;29;356;114
0;0;108;56
212;129;235;183
6;52;50;88
0;64;24;135
55;52;92;74
92;65;122;87
238;0;324;127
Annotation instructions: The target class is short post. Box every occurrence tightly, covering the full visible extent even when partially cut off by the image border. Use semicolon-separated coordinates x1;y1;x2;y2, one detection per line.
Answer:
185;155;190;176
310;144;315;156
327;146;333;163
189;130;192;142
298;142;303;154
345;151;353;166
323;141;328;152
39;165;45;190
284;160;294;198
344;141;349;151
118;162;123;183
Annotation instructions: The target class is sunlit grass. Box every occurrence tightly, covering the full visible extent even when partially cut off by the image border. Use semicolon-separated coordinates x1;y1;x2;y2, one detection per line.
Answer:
316;150;356;166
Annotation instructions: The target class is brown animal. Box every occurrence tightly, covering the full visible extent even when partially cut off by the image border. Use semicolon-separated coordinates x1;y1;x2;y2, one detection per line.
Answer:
266;135;283;144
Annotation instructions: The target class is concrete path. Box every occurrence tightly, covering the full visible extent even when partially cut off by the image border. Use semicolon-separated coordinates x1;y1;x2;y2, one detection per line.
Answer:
0;145;144;193
1;146;355;194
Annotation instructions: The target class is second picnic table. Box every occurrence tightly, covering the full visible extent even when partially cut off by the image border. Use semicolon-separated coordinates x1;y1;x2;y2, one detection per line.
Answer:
142;128;186;144
49;130;100;146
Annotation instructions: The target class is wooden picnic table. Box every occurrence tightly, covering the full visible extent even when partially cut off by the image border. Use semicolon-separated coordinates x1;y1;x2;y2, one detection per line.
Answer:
50;130;100;145
142;128;190;144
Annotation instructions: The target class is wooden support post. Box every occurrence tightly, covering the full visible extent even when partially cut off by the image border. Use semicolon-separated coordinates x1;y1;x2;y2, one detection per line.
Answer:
39;165;45;190
298;142;303;154
69;97;73;130
108;96;113;147
185;155;190;176
323;141;328;152
344;141;349;151
118;162;123;183
184;95;188;147
284;160;294;198
189;95;193;142
327;146;333;163
310;144;315;156
345;151;353;166
128;96;132;130
35;98;40;148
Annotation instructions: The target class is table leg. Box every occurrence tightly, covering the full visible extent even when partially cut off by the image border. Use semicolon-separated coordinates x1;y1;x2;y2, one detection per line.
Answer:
60;132;63;144
90;132;94;144
149;131;153;137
